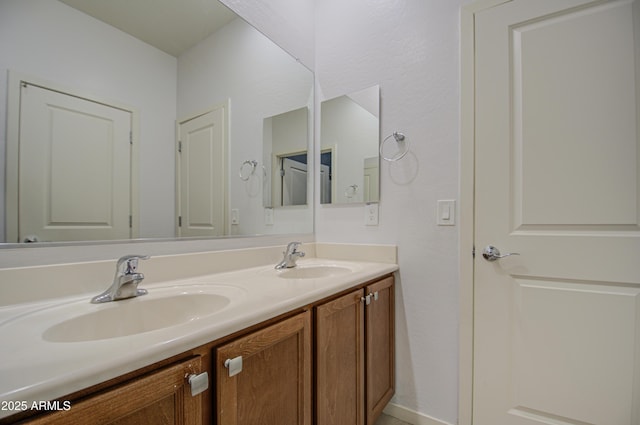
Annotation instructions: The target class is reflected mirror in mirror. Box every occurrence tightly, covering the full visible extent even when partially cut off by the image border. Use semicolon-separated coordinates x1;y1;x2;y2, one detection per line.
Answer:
263;107;310;208
320;85;380;204
0;0;313;244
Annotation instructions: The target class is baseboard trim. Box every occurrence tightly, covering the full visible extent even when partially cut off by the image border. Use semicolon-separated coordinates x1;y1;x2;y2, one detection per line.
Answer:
383;403;454;425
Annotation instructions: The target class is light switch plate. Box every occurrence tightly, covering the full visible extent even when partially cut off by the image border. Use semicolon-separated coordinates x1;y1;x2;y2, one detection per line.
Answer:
231;209;240;225
437;200;456;226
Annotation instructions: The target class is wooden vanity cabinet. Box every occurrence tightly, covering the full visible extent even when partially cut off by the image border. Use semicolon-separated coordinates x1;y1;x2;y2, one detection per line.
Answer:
24;356;206;425
315;276;394;425
7;275;392;425
364;276;395;424
215;311;312;425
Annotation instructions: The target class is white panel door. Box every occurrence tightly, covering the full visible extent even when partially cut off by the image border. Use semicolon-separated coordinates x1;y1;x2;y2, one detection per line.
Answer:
474;1;640;425
19;83;132;242
178;107;227;237
282;157;307;206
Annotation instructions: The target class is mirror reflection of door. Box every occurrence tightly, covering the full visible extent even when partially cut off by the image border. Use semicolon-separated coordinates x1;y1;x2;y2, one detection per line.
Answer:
320;151;333;204
363;156;379;203
281;155;307;206
177;105;227;237
262;106;309;208
14;82;133;243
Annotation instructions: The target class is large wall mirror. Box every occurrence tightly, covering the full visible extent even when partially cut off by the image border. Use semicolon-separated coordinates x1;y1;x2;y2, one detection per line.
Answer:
0;0;313;245
320;85;380;204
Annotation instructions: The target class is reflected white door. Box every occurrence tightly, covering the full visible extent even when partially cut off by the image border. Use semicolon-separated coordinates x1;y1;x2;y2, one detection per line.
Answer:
282;157;307;206
177;106;227;237
19;83;132;242
474;1;640;424
363;157;379;203
320;163;331;204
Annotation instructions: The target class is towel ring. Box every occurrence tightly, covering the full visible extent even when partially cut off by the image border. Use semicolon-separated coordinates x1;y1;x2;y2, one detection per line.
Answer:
239;160;258;181
380;131;408;161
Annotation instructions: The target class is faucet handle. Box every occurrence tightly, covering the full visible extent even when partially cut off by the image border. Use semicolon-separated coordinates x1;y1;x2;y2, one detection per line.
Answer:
285;242;302;253
117;254;150;274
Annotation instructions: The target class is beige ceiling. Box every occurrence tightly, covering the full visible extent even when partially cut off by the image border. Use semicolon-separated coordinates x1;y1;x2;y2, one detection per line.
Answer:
58;0;237;57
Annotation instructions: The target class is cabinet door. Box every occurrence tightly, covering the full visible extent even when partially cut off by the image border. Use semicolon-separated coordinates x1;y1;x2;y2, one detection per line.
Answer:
316;288;365;425
216;311;311;425
27;357;204;425
365;276;395;424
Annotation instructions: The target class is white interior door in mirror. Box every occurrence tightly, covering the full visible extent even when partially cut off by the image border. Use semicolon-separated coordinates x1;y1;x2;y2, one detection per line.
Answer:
363;156;379;203
320;85;379;204
282;157;307;206
17;83;132;243
177;105;227;237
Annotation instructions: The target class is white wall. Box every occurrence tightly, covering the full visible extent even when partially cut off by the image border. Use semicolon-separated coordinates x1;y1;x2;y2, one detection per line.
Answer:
315;1;464;422
177;18;313;236
240;0;466;423
0;0;177;241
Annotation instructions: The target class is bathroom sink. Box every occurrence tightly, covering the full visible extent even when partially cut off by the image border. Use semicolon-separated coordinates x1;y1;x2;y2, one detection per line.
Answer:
33;285;245;343
274;265;353;279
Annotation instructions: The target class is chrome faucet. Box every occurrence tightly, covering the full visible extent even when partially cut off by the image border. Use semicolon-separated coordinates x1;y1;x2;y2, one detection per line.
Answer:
275;242;305;269
91;255;150;303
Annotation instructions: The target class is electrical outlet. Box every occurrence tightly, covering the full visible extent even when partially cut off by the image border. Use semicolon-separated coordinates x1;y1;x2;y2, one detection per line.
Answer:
231;209;240;225
365;203;379;226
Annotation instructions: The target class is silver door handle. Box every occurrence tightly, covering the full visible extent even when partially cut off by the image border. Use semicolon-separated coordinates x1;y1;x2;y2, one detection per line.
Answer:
482;245;519;262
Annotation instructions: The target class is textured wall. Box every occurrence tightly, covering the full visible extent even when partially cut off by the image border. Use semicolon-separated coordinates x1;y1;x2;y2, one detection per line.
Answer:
220;0;465;421
315;1;463;422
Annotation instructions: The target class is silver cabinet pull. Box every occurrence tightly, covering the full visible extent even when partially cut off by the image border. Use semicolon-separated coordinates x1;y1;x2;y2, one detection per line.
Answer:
482;245;520;262
224;356;243;377
361;294;371;305
187;372;209;396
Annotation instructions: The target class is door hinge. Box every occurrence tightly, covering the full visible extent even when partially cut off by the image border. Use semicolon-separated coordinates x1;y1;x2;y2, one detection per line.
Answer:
178;141;182;153
280;169;285;177
178;216;182;227
129;131;133;145
472;245;476;258
129;215;133;228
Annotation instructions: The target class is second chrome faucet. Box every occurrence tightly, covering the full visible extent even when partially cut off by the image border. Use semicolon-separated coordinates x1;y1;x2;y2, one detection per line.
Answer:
275;242;305;269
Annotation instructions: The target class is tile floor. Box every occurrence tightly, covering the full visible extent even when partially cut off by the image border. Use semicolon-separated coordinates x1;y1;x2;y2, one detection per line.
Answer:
375;413;412;425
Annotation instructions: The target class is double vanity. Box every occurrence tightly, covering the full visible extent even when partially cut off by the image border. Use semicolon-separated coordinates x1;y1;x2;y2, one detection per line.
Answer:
0;243;397;424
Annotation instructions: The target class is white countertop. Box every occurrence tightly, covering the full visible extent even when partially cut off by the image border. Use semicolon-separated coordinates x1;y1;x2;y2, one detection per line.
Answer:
0;256;397;419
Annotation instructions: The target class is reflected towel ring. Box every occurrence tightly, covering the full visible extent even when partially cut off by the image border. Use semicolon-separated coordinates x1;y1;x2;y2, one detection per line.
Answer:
380;131;408;161
345;184;358;198
239;160;258;181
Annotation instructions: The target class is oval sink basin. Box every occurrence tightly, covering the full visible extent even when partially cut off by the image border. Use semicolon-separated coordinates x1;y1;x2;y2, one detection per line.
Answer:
26;284;245;343
275;266;352;279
